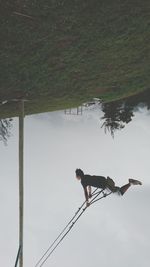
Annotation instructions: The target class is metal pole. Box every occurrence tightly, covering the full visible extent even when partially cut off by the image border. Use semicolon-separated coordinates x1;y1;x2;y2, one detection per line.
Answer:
19;100;24;267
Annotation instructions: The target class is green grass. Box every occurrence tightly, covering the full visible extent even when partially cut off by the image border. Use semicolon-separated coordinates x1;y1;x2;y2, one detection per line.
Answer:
0;0;150;118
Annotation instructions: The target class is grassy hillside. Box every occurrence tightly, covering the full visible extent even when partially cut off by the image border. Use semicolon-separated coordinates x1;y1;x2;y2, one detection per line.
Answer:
0;0;150;117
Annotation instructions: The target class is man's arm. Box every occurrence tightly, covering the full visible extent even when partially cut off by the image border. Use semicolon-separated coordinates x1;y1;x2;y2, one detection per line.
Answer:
88;185;92;198
84;187;90;207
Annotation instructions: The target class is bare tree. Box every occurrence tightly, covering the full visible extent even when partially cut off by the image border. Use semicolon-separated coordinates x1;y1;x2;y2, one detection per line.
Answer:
0;119;13;145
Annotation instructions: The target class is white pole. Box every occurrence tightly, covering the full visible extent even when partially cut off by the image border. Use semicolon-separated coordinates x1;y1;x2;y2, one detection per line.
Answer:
19;100;24;267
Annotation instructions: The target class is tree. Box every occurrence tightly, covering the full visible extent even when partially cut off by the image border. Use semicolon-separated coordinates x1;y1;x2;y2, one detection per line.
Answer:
101;101;134;138
0;119;13;144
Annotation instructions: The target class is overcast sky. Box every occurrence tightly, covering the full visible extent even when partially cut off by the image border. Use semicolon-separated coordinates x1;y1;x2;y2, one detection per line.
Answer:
0;105;150;267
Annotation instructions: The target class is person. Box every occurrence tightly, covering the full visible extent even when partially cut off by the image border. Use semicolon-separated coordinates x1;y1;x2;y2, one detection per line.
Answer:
75;169;142;207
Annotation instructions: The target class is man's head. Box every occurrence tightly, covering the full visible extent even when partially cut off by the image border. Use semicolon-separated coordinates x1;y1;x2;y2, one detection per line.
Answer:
75;169;84;180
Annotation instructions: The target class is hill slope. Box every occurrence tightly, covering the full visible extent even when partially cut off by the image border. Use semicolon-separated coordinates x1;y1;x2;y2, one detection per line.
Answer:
0;0;150;116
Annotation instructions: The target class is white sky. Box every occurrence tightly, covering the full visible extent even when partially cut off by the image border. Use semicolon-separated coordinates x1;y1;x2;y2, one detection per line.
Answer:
0;106;150;267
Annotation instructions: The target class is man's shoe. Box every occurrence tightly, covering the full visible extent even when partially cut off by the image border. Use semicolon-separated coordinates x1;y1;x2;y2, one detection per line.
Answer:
129;179;142;185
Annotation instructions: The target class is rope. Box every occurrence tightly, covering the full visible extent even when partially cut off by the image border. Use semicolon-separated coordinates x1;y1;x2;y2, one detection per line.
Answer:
91;191;112;205
34;189;111;267
14;245;21;267
35;188;98;267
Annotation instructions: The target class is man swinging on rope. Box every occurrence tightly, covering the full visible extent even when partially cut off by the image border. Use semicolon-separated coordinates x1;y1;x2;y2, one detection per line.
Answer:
75;169;142;207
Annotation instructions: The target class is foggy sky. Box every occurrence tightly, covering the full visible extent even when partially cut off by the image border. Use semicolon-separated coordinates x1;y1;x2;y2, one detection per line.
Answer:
0;106;150;267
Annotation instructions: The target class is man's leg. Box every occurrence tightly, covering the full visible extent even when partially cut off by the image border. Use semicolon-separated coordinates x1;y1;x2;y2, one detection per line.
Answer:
120;178;142;195
119;183;131;195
